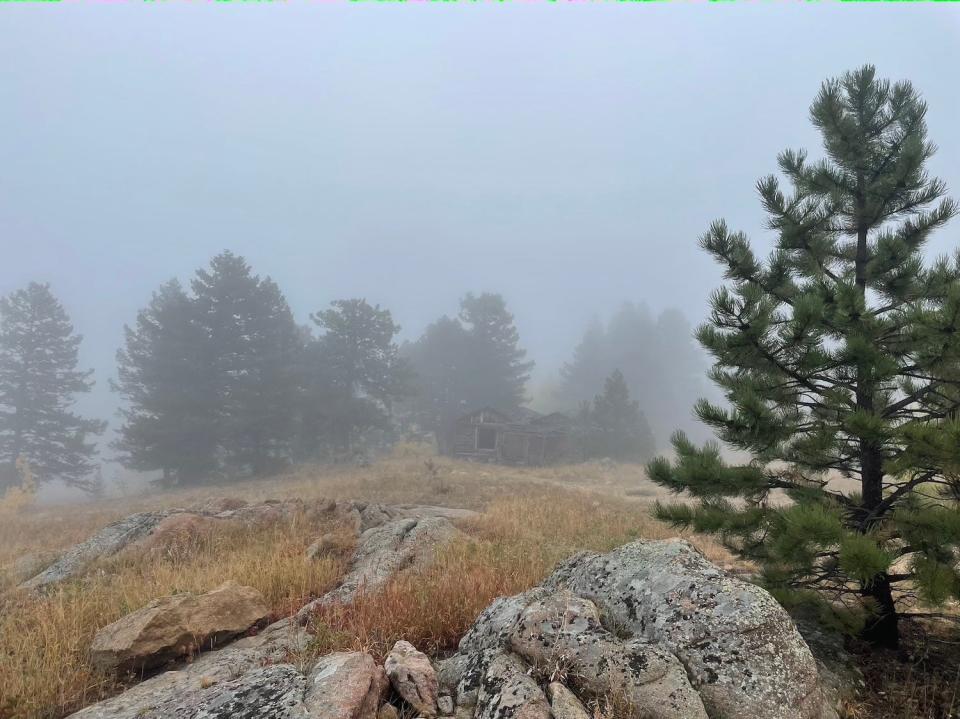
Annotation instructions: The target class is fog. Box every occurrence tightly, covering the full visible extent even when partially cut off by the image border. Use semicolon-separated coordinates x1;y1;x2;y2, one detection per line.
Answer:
2;4;959;497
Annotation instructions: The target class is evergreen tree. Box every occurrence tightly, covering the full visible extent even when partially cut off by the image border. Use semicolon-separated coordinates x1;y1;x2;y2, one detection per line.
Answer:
192;252;302;475
306;299;410;452
112;280;217;485
459;292;534;411
402;315;474;453
559;316;608;407
556;304;709;446
648;66;959;647
0;282;105;491
590;369;656;460
404;294;533;453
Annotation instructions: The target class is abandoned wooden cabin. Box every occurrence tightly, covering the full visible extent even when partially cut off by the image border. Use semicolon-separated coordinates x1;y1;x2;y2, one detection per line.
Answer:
450;407;574;466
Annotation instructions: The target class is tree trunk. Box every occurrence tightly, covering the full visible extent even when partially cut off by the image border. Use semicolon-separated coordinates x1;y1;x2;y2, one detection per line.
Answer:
861;573;899;648
853;174;899;647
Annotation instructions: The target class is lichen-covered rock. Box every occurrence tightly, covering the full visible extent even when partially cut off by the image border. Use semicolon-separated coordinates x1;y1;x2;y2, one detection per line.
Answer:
137;513;220;554
456;589;546;656
173;664;307;718
440;539;832;719
474;652;551;719
297;517;463;622
437;694;455;716
19;511;172;590
510;592;708;719
546;683;590;719
90;581;270;673
384;640;439;717
78;664;307;719
360;503;397;532
70;618;312;718
304;652;387;719
543;539;827;719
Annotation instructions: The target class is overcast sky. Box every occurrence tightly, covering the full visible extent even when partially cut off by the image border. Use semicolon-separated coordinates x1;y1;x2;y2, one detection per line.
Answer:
2;4;959;436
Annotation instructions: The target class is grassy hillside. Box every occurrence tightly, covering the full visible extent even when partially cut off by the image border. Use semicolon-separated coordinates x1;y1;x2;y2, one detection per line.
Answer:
0;446;954;719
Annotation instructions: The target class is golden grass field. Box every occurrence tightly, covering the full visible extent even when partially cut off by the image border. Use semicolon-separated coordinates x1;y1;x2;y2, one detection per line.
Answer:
0;445;955;719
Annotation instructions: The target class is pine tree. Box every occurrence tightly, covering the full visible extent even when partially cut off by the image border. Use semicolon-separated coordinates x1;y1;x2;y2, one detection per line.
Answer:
459;292;534;411
402;315;474;453
648;66;959;647
192;252;302;476
558;316;608;407
404;294;533;453
307;299;410;452
590;369;656;461
556;305;709;446
0;282;105;491
112;280;218;485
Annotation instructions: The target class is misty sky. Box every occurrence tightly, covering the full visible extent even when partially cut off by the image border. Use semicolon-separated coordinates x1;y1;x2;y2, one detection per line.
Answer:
2;5;960;437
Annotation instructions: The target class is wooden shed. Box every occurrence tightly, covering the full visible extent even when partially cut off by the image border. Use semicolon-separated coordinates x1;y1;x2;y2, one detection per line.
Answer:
450;407;573;466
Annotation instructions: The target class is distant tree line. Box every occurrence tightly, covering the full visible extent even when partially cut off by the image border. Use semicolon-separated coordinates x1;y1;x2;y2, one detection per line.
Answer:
0;254;686;492
556;303;710;448
111;251;412;486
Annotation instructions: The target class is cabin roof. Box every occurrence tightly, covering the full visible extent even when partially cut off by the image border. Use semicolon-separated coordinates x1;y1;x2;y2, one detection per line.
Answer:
455;407;570;435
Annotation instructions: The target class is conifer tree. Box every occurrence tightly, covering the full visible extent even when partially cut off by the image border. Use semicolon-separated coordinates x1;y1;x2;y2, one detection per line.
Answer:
192;252;302;475
402;315;474;453
556;304;709;446
559;316;608;406
403;295;533;453
459;292;534;411
306;299;410;452
648;66;959;647
112;280;217;485
590;369;656;461
0;282;105;491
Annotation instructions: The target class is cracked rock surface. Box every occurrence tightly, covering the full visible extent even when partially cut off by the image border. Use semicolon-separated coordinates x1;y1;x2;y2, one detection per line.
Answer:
438;538;836;719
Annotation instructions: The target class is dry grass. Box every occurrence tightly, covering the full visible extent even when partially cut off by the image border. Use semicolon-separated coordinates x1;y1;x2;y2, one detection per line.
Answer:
4;446;949;719
306;492;724;661
0;448;704;719
0;444;666;572
0;513;345;719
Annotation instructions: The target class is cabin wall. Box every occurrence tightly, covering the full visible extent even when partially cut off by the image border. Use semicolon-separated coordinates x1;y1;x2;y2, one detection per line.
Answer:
450;410;572;466
453;422;499;461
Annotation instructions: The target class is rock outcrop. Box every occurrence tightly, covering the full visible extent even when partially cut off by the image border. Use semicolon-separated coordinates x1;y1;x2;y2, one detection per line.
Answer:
304;652;388;719
19;499;475;592
70;617;312;718
474;652;551;719
438;539;836;719
68;501;471;718
510;592;708;719
384;640;440;717
297;515;463;622
90;581;270;672
545;683;590;719
65;515;841;719
19;511;172;591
